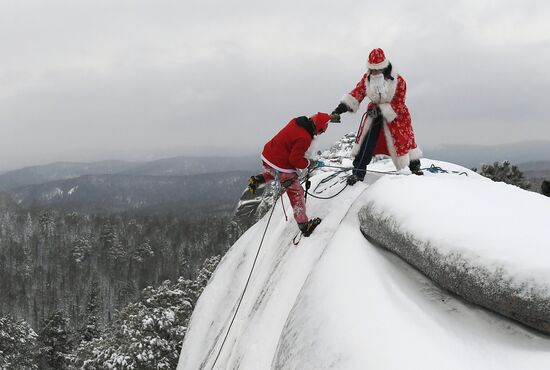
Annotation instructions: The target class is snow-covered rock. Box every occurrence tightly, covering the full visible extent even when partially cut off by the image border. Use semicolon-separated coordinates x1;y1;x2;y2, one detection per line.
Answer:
359;160;550;335
177;157;550;370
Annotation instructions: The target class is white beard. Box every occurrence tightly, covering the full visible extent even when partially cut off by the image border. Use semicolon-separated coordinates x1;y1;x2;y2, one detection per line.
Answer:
305;136;319;159
367;74;388;103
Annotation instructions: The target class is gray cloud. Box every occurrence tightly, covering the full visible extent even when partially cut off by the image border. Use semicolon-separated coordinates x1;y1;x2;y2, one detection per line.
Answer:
1;0;549;170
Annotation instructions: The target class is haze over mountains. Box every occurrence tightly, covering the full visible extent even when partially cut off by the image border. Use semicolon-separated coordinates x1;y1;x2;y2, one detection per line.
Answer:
0;155;261;214
0;160;141;191
423;140;550;169
11;172;251;214
1;140;549;214
0;155;260;191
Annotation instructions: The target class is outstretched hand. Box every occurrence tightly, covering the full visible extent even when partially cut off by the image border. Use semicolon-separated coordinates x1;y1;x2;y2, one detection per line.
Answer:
308;159;325;170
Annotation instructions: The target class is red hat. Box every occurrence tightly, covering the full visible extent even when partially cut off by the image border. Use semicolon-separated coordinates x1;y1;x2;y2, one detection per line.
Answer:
368;48;389;70
310;112;331;134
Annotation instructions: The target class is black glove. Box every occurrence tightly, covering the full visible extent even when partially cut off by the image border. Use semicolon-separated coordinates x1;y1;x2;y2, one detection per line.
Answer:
331;103;349;115
368;106;381;119
330;113;341;123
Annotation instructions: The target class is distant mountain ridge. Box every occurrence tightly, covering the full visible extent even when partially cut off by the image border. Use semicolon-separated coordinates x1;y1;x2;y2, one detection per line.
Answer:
4;140;550;192
120;155;260;176
0;155;260;191
4;142;550;214
423;140;550;168
0;160;143;191
13;171;251;214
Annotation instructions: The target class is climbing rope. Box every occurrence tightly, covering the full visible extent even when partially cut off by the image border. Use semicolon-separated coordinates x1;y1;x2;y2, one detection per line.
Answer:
302;168;350;200
424;164;468;176
210;185;282;369
304;162;469;200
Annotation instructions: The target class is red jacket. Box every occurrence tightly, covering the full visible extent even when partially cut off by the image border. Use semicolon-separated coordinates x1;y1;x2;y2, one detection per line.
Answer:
261;117;315;173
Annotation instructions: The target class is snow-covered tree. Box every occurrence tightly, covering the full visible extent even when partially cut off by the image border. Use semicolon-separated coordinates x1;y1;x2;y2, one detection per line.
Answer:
79;280;101;342
37;312;73;369
72;256;220;369
100;222;126;263
132;240;154;263
72;236;92;264
0;316;38;369
190;255;221;303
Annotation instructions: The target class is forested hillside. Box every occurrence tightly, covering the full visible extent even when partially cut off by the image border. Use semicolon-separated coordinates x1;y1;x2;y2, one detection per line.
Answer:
0;206;233;330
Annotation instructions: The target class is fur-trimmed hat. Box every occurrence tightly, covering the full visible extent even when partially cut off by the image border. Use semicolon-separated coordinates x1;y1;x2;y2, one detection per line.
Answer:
310;112;331;134
368;48;389;70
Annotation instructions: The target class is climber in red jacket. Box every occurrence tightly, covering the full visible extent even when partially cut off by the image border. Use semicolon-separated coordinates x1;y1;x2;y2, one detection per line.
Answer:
248;112;333;237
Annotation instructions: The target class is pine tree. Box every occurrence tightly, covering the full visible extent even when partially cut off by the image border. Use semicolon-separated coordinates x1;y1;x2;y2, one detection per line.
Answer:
0;316;38;369
100;221;126;263
132;240;154;263
475;160;531;189
37;312;73;369
72;236;92;264
72;255;221;369
79;280;101;342
541;180;550;196
190;255;221;303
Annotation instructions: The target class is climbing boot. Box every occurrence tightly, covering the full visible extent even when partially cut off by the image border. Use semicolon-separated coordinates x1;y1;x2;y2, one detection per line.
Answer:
346;174;364;186
248;175;265;194
409;159;424;176
298;218;322;237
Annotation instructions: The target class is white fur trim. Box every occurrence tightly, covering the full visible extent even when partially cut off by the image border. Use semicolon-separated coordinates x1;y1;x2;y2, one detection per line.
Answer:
261;155;297;173
368;59;389;70
341;94;360;113
408;147;423;160
382;123;402;169
305;136;318;159
394;154;410;171
379;103;397;123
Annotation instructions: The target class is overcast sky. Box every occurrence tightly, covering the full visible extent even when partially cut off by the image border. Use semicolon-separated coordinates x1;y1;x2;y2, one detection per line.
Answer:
1;0;549;171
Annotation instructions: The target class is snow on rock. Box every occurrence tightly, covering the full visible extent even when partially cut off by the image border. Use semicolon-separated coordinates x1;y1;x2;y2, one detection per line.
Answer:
41;187;64;200
359;159;550;335
178;158;550;370
179;170;367;369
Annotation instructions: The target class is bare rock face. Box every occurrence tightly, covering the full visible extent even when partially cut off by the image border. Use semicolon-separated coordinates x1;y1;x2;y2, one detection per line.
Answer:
230;184;277;240
358;203;550;335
